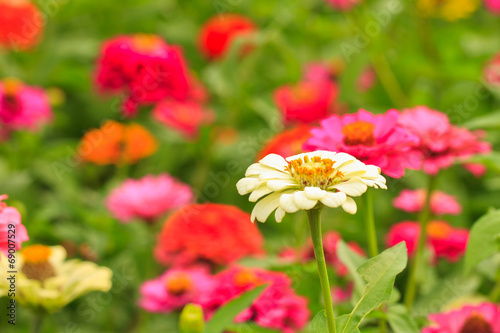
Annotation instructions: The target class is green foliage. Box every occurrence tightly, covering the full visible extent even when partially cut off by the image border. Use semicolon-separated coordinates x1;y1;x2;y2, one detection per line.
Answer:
465;208;500;273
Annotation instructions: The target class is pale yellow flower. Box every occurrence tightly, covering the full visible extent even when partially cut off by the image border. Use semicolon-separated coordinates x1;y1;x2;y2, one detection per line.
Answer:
418;0;479;21
0;244;112;313
237;151;386;222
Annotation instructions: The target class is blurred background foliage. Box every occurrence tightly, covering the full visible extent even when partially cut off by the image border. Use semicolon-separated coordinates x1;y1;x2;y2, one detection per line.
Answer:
1;0;500;332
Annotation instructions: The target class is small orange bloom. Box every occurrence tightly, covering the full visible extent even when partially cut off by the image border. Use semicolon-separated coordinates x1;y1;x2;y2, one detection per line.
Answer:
79;120;158;165
0;0;44;51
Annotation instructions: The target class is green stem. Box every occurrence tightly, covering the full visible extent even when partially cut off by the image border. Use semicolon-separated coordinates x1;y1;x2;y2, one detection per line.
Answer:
369;52;408;108
364;189;378;258
31;312;45;333
307;209;336;333
404;175;436;310
490;266;500;302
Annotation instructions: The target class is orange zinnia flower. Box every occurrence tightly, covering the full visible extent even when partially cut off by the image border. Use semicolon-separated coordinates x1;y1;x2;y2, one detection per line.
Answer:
79;120;158;165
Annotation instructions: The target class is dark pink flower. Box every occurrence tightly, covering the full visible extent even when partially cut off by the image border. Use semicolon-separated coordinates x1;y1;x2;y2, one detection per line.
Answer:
105;174;193;223
356;67;376;92
332;283;354;304
393;189;462;216
95;34;193;116
152;99;213;138
0;195;29;256
201;267;309;333
139;267;214;313
305;109;421;178
423;302;500;333
0;78;52;133
398;106;491;175
463;162;487;177
386;220;469;262
274;80;339;125
485;0;500;14
484;53;500;86
303;60;344;83
324;0;361;10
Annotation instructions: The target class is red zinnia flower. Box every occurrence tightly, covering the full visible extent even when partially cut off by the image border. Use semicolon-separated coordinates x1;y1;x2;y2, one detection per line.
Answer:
95;34;193;116
154;203;264;267
0;0;43;51
198;14;256;60
274;80;339;125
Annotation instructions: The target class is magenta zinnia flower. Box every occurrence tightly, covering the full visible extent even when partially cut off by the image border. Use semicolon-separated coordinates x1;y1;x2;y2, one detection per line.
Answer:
139;267;214;313
423;302;500;333
201;267;310;333
386;220;468;262
393;189;462;216
0;78;52;134
304;109;421;178
105;174;193;223
95;34;194;116
0;195;29;256
398;106;491;175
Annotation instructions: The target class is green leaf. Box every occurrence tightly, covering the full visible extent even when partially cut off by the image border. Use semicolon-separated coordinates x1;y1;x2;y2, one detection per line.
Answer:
203;284;268;333
336;242;408;333
386;304;419;333
311;310;328;332
464;209;500;273
227;323;280;333
337;241;368;301
462;110;500;129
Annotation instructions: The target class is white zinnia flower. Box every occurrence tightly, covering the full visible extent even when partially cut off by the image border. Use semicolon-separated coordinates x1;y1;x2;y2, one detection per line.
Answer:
237;150;386;222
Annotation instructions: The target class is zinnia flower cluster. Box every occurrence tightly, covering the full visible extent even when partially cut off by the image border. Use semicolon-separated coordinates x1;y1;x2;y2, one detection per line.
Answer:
0;245;112;313
0;194;29;255
198;14;256;60
202;267;310;333
78;120;158;165
423;302;500;333
0;78;53;135
393;189;462;216
386;220;469;262
106;174;194;223
237;151;386;222
0;0;43;50
154;203;264;267
398;106;491;175
305;109;421;178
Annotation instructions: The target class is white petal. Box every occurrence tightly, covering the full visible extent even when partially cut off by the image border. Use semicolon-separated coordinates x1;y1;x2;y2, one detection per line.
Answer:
236;177;261;195
249;186;273;202
267;179;298;191
330;179;368;197
279;193;300;213
275;207;286;222
245;163;276;177
294;191;318;210
320;192;346;208
251;192;282;223
259;171;294;181
342;197;357;214
304;187;327;200
332;153;356;168
259;154;288;171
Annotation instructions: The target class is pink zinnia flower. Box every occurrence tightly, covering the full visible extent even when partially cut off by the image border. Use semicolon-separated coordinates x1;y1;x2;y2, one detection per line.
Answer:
304;109;421;178
201;267;310;333
105;174;193;223
423;302;500;333
139;267;214;313
0;195;29;256
393;189;462;216
463;162;487;177
398;106;491;175
484;53;500;86
95;34;193;116
304;231;365;277
152;99;213;138
274;80;339;125
332;283;354;304
386;220;469;262
356;67;376;92
485;0;500;14
324;0;361;10
303;60;344;83
0;78;52;133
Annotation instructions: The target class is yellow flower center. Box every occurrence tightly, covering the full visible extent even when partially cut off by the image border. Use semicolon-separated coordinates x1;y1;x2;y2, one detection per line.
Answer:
21;245;56;282
342;121;376;146
132;34;162;53
459;314;493;333
165;272;193;295
285;155;344;189
234;269;261;287
2;78;22;96
426;221;452;239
